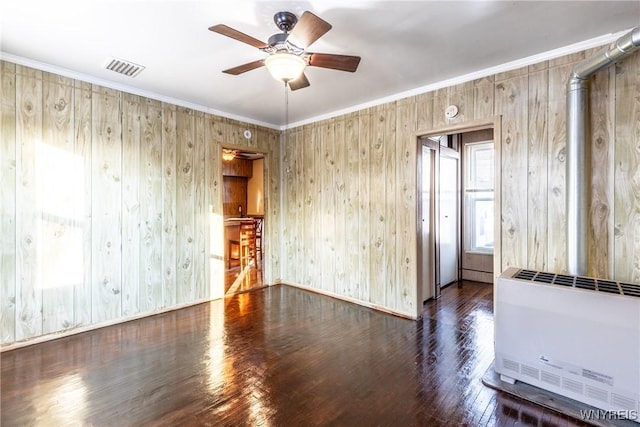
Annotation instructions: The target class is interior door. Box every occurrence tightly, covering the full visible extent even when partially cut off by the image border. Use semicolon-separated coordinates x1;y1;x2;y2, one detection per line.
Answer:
439;154;459;287
419;144;436;302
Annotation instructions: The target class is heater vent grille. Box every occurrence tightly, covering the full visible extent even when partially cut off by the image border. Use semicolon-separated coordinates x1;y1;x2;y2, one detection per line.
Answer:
585;385;609;403
502;358;519;373
521;364;539;380
513;269;640;298
541;371;561;387
562;377;584;395
611;393;637;411
105;58;145;77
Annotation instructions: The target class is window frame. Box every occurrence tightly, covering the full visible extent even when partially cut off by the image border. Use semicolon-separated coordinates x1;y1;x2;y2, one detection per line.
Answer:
463;140;495;255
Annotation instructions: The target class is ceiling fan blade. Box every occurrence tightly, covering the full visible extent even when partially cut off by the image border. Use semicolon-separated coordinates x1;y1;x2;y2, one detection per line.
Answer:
209;24;268;49
288;11;332;49
308;53;361;72
288;73;310;91
222;59;265;75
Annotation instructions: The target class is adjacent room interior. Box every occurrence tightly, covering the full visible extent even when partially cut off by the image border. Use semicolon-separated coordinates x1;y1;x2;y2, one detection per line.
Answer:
1;1;640;425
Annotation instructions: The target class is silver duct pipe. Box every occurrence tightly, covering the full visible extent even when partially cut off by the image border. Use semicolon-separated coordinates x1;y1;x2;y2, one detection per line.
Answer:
566;26;640;276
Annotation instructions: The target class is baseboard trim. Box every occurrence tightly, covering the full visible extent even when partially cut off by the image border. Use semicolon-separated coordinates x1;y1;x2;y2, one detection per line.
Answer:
0;296;224;352
462;269;494;284
2;280;415;351
275;280;418;320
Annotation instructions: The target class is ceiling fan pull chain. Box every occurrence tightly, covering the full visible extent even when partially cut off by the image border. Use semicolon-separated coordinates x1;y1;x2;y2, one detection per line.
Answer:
285;81;289;131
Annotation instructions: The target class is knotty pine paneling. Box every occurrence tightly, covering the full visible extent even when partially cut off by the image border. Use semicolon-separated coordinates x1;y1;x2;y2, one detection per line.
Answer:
138;98;163;313
313;124;323;289
589;66;614;278
448;84;474;125
203;116;224;300
302;125;315;288
1;60;280;346
221;158;252;178
344;113;360;299
15;65;44;340
279;46;640;318
281;130;294;283
122;93;141;317
473;77;495;120
264;130;281;282
547;63;573;273
73;80;92;327
91;86;122;324
193;112;206;300
415;91;433;131
41;72;75;333
614;56;640;284
526;70;549;271
357;110;371;302
287;127;299;283
383;104;397;309
1;62;16;343
176;107;195;305
223;176;248;217
369;106;386;305
161;103;177;308
320;119;336;294
495;75;528;270
333;117;347;294
395;97;417;313
2;44;639;341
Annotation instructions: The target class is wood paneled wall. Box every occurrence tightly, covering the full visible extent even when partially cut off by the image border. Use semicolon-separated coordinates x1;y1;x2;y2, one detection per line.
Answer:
0;61;280;346
222;157;252;178
223;176;248;217
280;46;640;318
281;102;417;316
2;43;638;338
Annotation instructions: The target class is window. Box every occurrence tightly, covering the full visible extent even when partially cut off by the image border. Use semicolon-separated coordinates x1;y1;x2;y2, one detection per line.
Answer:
464;141;494;253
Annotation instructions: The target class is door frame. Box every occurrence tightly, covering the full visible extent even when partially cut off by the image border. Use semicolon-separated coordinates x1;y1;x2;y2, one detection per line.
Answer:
417;140;437;304
415;116;502;310
220;145;270;288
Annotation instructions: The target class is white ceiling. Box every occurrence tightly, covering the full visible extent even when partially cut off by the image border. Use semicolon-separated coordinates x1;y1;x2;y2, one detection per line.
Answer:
1;1;639;128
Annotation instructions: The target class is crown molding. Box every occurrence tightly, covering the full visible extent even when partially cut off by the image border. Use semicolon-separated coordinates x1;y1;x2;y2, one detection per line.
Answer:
286;28;630;130
0;52;280;131
2;27;630;132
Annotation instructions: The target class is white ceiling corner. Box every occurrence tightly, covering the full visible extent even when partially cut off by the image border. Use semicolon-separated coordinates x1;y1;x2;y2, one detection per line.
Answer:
1;1;639;128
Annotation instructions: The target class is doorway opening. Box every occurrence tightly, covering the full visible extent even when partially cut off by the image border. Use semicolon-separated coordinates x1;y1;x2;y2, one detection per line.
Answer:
460;129;495;284
222;148;266;295
418;135;461;303
417;119;500;305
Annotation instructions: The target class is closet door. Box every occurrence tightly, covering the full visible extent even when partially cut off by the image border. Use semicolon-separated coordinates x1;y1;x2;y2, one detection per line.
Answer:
439;153;459;287
419;144;436;302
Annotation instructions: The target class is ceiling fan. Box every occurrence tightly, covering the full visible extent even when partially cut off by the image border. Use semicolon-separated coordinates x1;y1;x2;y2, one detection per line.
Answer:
209;11;361;91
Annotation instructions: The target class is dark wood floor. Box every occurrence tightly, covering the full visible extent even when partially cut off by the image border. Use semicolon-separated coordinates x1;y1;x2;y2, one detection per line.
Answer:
225;260;264;295
1;282;590;426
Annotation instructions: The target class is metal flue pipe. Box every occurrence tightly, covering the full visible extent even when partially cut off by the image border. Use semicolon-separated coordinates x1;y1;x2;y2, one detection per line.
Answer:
566;26;640;276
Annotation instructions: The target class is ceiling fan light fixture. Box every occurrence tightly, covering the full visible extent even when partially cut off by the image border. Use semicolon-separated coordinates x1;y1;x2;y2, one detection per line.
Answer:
222;149;236;161
264;52;306;83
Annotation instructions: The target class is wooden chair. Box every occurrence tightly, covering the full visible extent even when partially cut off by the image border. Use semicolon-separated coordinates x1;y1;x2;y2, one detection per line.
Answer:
254;217;263;262
239;221;256;269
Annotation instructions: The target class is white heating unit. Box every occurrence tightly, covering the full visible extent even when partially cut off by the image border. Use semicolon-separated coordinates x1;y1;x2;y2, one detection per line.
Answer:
495;268;640;422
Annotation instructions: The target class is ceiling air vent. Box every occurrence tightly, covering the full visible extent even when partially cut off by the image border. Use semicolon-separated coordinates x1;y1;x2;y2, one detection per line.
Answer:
105;58;145;77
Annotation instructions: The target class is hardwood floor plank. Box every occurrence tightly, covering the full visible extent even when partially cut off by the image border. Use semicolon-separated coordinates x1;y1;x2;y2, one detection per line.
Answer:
2;282;592;426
